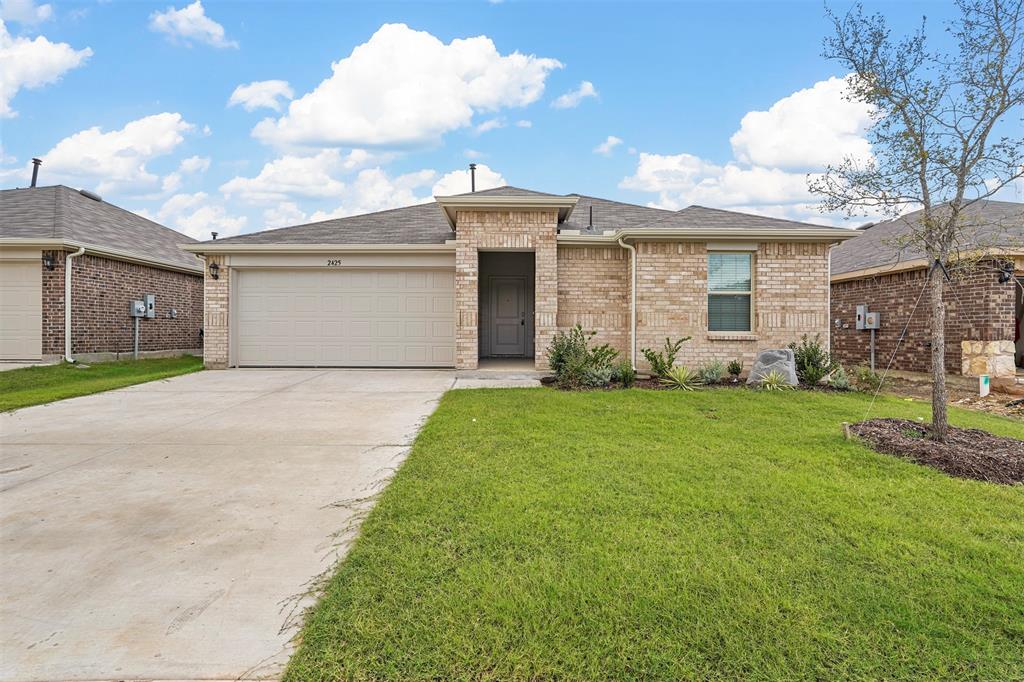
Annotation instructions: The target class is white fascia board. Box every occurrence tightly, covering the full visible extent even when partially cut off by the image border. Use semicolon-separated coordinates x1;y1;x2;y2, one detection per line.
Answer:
0;237;203;274
557;227;860;244
181;242;458;254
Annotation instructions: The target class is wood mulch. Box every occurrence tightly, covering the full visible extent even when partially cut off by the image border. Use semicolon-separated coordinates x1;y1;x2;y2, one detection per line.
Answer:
849;418;1024;485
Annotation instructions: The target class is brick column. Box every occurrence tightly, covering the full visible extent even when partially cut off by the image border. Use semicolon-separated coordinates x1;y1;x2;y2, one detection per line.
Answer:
455;243;479;369
203;255;229;369
533;233;558;369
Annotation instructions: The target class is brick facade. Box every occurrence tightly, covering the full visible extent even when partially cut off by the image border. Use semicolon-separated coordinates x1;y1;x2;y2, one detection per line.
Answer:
830;262;1015;374
556;246;630;355
454;209;558;369
41;249;203;358
202;254;230;369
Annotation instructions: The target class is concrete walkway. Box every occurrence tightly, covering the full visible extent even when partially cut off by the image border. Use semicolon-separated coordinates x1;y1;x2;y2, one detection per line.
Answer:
0;369;455;681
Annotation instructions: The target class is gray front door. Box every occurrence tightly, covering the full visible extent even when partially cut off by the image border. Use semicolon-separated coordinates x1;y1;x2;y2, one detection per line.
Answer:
489;276;526;356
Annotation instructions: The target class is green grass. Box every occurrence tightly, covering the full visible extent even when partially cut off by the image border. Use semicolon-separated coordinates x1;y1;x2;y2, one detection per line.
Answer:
0;355;203;411
286;388;1024;681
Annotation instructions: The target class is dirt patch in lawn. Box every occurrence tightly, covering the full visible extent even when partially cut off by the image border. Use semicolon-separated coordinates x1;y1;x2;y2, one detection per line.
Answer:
850;418;1024;485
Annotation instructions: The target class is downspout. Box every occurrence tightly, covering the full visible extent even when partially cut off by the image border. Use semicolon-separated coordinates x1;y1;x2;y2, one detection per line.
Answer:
826;242;837;354
64;246;85;363
618;237;637;369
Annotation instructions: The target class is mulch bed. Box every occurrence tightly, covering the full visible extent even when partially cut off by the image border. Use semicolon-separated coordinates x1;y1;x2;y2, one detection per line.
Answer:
849;418;1024;485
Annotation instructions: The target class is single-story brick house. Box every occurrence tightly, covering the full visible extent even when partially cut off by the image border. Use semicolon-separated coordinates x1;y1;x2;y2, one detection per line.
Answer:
184;186;855;371
0;185;204;362
830;200;1024;384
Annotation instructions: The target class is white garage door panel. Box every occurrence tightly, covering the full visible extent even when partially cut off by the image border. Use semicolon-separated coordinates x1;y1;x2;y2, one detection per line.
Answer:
0;261;42;360
235;269;455;367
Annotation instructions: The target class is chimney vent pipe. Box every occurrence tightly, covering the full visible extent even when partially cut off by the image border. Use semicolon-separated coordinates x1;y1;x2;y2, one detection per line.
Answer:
469;163;477;193
30;158;41;188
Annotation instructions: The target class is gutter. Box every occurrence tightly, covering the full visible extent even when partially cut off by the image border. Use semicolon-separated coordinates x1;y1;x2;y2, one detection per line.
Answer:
180;242;458;255
559;226;859;244
64;246;85;363
618;237;638;369
0;238;202;275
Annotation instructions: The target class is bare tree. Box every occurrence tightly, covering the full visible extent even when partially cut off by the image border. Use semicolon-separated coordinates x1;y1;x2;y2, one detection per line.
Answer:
813;0;1024;440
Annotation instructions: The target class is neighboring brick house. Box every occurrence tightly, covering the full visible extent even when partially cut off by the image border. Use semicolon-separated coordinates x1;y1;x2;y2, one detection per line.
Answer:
183;186;855;371
830;200;1024;383
0;185;203;362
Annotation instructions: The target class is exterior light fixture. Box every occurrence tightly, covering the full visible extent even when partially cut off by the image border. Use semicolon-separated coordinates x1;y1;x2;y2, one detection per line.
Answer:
42;253;55;271
998;261;1015;284
209;261;220;280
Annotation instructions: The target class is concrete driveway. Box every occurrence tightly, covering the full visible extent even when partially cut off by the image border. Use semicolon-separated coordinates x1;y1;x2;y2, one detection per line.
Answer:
0;369;455;681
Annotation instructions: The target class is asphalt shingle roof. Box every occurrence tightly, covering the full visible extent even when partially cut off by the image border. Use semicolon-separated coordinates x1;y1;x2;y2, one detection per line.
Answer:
831;200;1024;275
207;186;842;246
0;185;202;270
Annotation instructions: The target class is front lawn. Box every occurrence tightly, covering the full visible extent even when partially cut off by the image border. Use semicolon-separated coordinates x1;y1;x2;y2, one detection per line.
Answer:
0;355;203;411
287;388;1024;681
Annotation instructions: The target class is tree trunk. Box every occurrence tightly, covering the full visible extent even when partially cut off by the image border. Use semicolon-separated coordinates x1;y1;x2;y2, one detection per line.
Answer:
929;267;949;440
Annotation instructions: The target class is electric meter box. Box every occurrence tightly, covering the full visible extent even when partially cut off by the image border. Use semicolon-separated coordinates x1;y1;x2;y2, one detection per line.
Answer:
144;294;156;319
130;300;146;318
864;311;880;329
855;305;867;330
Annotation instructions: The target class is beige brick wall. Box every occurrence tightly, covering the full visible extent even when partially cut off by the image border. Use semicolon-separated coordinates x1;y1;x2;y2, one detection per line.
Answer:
203;255;229;369
556;246;630;355
454;209;558;369
635;241;830;372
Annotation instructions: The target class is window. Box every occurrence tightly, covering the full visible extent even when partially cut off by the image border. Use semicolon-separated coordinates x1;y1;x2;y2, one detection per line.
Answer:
708;252;752;332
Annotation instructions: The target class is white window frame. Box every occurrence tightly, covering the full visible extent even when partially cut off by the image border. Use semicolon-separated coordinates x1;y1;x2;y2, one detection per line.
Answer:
707;251;755;333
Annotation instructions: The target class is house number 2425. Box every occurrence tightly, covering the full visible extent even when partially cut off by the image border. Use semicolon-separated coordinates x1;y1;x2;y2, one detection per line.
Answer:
326;259;343;266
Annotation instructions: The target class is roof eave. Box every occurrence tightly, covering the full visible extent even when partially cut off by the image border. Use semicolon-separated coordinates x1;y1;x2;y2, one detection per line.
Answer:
558;227;860;244
181;241;458;254
433;194;579;229
0;237;203;274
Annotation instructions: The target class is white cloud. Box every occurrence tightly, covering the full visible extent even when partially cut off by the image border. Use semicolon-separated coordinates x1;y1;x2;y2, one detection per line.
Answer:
620;76;879;225
160;154;210;194
228;79;293;112
220;148;379;203
432;163;504;196
551;80;597;109
263;201;308;228
252;23;562;147
515;119;532;128
1;0;52;24
150;191;247;239
474;117;504;134
0;19;91;117
729;75;873;170
593;135;622;156
464;149;484;159
40;112;193;194
149;1;237;49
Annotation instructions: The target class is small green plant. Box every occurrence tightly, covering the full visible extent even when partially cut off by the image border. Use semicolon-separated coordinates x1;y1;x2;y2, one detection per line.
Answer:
853;365;883;392
788;333;838;386
727;359;742;378
698;361;726;385
757;369;794;391
546;325;619;389
660;365;701;391
611;359;636;388
829;365;851;391
641;336;692;378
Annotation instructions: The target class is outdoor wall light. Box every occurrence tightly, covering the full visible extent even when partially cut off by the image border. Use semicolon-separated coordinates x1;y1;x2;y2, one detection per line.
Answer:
42;254;55;271
998;261;1015;284
209;261;220;280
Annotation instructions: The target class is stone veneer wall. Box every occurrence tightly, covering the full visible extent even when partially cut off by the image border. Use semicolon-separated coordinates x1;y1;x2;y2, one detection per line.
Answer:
455;209;558;369
830;262;1014;374
556;246;630;355
203;254;229;369
41;249;203;358
635;241;831;372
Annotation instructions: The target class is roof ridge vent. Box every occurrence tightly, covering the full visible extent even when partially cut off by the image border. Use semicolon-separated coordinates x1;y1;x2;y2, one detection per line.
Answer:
79;189;102;202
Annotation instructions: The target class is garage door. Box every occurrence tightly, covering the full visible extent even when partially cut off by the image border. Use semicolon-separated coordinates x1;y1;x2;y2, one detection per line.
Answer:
235;269;455;367
0;260;42;361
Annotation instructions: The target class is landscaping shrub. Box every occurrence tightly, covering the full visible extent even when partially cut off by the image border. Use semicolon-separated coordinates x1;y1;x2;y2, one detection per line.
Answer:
757;369;794;391
830;365;851;391
698;361;726;385
853;365;883;392
546;325;619;389
641;336;691;378
789;333;838;386
727;359;743;379
611;359;636;387
660;366;701;391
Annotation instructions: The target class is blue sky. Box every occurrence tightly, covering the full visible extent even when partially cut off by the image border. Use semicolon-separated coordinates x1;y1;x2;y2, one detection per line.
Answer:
0;0;998;239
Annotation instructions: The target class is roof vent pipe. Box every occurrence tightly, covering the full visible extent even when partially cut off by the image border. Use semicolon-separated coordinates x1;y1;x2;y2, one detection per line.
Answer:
589;205;593;228
30;158;41;187
211;231;218;240
469;163;476;193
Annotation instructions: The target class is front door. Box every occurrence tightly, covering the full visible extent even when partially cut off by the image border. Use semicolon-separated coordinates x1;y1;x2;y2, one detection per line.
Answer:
489;276;526;356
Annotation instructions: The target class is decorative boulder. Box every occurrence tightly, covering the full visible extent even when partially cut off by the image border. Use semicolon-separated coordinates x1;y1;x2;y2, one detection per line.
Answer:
746;349;798;386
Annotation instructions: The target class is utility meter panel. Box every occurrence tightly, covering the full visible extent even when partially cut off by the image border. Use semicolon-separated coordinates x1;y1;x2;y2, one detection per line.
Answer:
144;294;156;319
130;300;146;317
855;305;867;330
864;311;880;329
